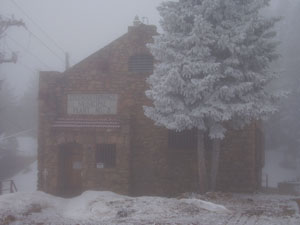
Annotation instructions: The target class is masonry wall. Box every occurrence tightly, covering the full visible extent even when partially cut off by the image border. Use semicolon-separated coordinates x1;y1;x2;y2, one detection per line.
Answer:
38;24;263;197
217;122;262;192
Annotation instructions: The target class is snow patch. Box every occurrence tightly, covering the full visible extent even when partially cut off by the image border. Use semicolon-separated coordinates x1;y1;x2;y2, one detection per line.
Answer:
17;136;37;157
181;198;231;213
0;191;230;225
11;160;37;192
0;191;299;224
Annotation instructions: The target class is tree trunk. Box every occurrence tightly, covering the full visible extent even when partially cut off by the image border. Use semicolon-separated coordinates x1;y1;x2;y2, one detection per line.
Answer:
197;129;207;193
209;139;221;191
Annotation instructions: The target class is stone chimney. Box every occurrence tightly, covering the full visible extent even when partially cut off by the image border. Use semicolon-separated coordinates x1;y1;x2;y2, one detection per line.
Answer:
128;16;157;34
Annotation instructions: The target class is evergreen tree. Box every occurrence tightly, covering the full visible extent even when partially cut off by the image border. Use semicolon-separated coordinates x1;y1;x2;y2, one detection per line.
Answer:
145;0;280;192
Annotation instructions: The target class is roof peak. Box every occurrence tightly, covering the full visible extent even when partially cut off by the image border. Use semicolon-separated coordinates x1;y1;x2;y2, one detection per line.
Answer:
128;16;157;33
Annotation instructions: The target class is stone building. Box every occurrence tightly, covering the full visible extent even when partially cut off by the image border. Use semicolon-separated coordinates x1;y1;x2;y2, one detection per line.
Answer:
38;22;264;197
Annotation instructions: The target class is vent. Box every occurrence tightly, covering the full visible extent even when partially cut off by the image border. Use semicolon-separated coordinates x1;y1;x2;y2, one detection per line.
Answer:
128;54;154;73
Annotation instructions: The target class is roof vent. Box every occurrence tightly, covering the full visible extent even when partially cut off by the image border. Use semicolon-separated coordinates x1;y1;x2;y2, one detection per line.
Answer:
128;54;154;73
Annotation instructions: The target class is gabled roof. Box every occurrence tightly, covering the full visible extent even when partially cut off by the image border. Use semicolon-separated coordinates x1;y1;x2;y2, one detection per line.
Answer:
64;24;157;75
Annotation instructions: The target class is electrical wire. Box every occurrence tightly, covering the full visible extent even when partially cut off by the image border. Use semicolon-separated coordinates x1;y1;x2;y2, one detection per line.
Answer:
5;45;37;74
10;0;66;54
7;34;51;70
8;0;64;64
5;45;39;73
0;128;36;141
18;61;38;74
25;27;65;63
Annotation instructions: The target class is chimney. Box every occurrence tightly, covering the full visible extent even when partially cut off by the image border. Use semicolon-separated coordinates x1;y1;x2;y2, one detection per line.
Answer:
128;16;157;34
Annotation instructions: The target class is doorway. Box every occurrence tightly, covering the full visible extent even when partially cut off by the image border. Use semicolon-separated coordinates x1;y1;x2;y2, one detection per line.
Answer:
59;143;83;197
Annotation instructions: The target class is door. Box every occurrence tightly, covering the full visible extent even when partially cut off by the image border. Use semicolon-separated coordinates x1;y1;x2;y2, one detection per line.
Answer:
59;143;83;197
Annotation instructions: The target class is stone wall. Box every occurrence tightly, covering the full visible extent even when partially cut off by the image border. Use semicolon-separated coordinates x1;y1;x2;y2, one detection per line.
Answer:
218;122;262;192
38;23;263;197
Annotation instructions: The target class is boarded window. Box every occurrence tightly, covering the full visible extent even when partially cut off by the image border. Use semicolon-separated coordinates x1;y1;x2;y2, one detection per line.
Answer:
95;144;116;168
168;129;197;149
128;54;154;73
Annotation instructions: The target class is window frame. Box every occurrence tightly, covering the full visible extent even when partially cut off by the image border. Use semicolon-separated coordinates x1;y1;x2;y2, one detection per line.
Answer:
95;144;117;169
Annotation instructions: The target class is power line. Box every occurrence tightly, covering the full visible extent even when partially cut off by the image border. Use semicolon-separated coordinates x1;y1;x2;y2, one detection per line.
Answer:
7;34;52;69
25;27;65;63
18;61;38;74
0;128;36;141
10;0;66;54
5;44;39;73
8;0;65;64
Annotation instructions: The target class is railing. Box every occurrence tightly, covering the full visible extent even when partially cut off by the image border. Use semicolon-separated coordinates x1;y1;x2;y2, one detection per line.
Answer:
0;180;18;195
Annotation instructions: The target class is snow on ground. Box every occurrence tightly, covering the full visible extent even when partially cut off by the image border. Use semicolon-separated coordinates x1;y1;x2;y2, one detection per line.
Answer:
0;191;299;225
11;160;37;192
263;150;298;187
6;136;38;192
17;136;37;157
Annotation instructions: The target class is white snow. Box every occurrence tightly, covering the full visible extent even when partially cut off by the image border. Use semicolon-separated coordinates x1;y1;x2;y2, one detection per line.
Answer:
11;160;37;192
5;136;38;192
17;136;37;157
0;191;299;225
0;191;231;225
181;198;230;213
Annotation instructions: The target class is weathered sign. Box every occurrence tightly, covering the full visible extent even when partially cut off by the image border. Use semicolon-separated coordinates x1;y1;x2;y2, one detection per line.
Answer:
67;94;118;115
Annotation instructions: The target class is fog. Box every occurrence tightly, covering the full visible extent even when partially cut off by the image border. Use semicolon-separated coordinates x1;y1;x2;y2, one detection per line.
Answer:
263;0;300;186
0;0;300;188
0;0;164;96
0;0;164;182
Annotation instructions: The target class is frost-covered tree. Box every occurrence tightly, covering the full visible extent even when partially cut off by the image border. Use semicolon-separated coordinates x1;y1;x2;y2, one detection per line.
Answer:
145;0;280;192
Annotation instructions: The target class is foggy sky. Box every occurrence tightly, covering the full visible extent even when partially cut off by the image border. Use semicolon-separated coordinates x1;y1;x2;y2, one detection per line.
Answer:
0;0;292;97
0;0;163;96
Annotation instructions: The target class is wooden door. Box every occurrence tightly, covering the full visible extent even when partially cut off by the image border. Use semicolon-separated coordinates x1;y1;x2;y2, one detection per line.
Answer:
60;143;83;197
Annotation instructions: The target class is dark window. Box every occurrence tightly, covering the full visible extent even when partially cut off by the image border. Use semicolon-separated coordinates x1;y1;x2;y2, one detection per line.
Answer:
168;129;197;149
95;144;116;168
128;54;154;73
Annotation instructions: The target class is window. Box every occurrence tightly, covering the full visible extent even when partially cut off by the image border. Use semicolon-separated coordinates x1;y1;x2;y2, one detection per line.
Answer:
95;144;116;168
128;54;154;73
168;129;197;149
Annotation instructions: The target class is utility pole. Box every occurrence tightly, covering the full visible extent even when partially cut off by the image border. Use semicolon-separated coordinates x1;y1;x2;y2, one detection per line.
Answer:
0;17;25;37
0;17;25;64
0;52;18;64
65;52;70;70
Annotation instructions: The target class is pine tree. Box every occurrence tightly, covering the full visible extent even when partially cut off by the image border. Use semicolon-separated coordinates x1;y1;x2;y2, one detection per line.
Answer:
145;0;280;192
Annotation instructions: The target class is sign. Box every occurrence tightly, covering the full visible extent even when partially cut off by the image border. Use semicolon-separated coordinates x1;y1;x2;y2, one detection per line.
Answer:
96;163;104;169
67;94;118;115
